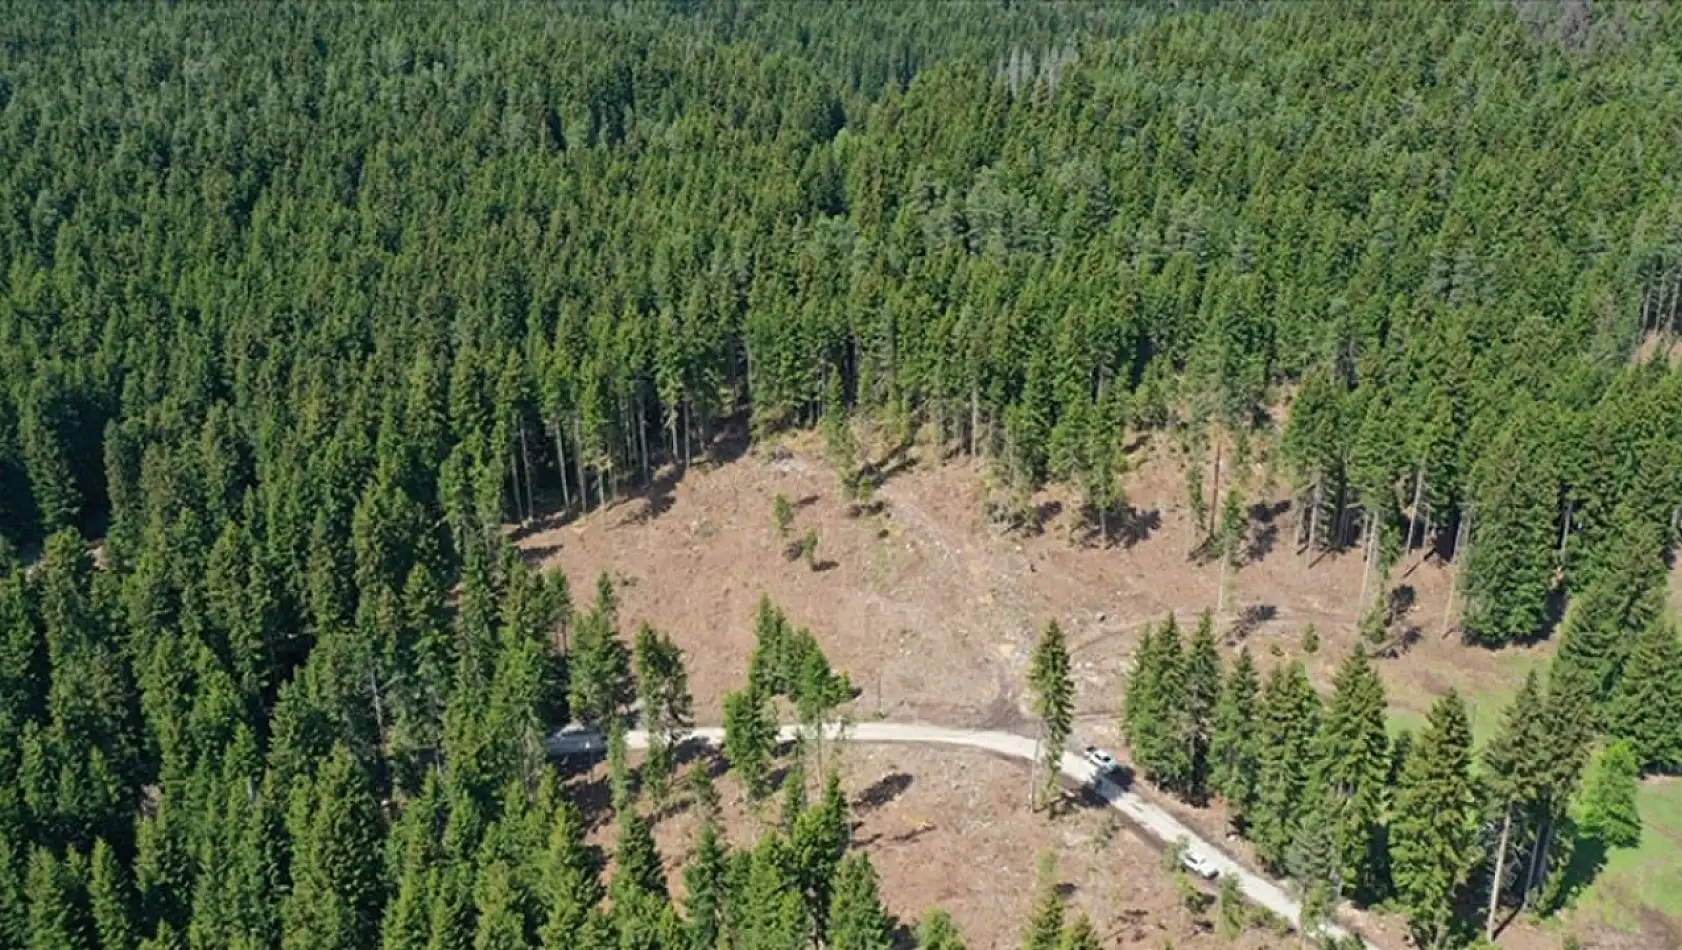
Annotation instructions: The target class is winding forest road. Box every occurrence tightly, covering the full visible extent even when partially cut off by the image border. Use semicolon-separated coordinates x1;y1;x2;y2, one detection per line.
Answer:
546;721;1370;948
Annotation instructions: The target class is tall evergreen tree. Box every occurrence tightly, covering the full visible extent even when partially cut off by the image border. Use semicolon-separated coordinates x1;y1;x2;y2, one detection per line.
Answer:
1181;612;1223;799
1307;646;1390;902
1123;615;1189;791
1027;620;1074;810
826;855;892;950
1250;661;1321;871
281;745;386;950
1606;619;1682;773
1390;692;1481;950
1209;646;1260;826
1481;670;1549;939
722;685;776;804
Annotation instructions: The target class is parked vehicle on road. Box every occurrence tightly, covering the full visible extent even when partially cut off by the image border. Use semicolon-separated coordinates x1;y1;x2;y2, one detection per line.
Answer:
1181;851;1220;880
1083;745;1121;776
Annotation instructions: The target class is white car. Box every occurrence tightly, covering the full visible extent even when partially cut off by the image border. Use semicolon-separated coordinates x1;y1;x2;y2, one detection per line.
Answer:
1180;851;1220;880
1083;745;1121;776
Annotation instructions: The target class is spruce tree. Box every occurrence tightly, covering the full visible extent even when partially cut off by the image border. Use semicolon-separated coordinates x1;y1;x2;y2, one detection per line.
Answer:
1308;646;1390;901
722;684;776;804
472;861;535;950
1209;647;1260;826
566;608;633;731
1123;615;1189;791
536;801;600;950
1250;662;1321;871
1181;612;1223;799
1390;691;1481;950
1027;620;1074;809
1576;740;1641;850
89;838;134;950
610;808;665;905
684;818;728;950
1057;914;1101;950
827;855;892;950
1019;854;1064;950
25;847;81;950
281;745;386;950
914;910;966;950
1606;619;1682;774
1481;670;1549;938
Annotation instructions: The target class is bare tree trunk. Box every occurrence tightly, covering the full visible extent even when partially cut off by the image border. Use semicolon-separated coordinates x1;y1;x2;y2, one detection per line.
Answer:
1441;511;1469;638
1208;438;1222;536
551;421;571;512
1357;508;1377;614
519;423;535;522
1486;805;1513;940
970;387;979;457
1306;473;1323;556
1521;813;1553;909
507;449;523;524
636;389;649;484
1217;554;1229;616
574;414;589;511
1408;458;1426;550
1557;500;1573;566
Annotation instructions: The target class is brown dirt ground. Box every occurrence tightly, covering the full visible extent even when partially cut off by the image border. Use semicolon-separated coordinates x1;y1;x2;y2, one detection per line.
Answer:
520;428;1591;950
573;742;1296;950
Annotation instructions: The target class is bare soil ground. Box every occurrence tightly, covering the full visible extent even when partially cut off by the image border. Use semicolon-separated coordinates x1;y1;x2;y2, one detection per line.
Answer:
520;428;1615;950
572;742;1294;950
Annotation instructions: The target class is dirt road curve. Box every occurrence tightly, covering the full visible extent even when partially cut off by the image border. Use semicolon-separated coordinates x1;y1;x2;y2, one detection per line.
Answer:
546;722;1372;949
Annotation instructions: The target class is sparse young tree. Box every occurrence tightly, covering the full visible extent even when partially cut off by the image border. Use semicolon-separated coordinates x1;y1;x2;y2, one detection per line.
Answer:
1577;740;1641;850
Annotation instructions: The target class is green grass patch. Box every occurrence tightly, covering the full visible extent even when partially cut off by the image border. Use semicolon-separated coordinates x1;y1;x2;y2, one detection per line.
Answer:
1572;778;1682;932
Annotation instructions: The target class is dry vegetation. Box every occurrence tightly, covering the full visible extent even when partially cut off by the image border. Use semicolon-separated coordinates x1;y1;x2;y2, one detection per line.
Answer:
523;430;1664;950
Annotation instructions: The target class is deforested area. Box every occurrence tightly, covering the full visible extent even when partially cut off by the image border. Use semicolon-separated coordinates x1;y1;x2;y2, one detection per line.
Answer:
2;2;1681;950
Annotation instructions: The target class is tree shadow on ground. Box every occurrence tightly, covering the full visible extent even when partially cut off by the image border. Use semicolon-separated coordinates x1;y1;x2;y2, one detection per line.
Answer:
853;772;913;814
1227;603;1277;642
1547;831;1609;912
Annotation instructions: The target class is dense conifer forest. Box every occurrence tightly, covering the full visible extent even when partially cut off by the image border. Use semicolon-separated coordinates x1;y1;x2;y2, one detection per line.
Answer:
3;2;1682;949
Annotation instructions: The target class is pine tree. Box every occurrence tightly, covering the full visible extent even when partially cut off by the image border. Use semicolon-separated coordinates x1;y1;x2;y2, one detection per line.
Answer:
1123;615;1189;791
1390;692;1481;950
89;838;134;950
610;808;665;905
722;684;776;804
1250;661;1321;871
536;801;600;950
1181;613;1223;799
25;847;81;950
1606;619;1682;773
1308;646;1390;901
472;861;535;950
634;622;694;805
914;910;966;950
1481;670;1549;938
1027;620;1074;810
1209;647;1260;826
827;855;892;950
1019;854;1064;950
1576;740;1641;850
281;744;386;950
1057;914;1101;950
684;818;728;950
566;608;633;730
790;771;849;937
